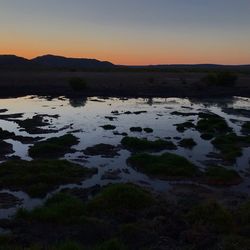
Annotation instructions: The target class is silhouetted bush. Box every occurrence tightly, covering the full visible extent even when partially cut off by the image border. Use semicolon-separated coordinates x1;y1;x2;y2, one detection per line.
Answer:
69;77;87;91
202;72;238;86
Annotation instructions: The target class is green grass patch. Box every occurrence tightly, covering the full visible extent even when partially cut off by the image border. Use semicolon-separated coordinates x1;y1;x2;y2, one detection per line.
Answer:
186;200;233;233
212;133;244;162
130;127;143;132
174;122;195;133
100;125;116;130
204;166;242;186
241;121;250;134
143;128;153;133
121;136;176;151
128;153;198;178
94;239;127;250
16;193;86;224
29;134;79;159
0;160;96;197
87;183;154;214
197;113;232;137
178;138;197;149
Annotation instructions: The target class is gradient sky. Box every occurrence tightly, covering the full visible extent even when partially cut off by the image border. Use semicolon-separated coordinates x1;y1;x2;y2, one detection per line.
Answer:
0;0;250;65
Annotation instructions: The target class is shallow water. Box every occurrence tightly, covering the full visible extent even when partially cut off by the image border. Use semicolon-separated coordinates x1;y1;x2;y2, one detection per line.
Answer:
0;95;250;218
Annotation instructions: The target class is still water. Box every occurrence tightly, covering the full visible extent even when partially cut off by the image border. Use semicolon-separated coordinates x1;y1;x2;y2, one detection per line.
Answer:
0;95;250;218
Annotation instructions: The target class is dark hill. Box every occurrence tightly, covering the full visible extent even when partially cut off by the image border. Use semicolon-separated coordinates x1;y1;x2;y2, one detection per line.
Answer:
32;54;114;69
0;55;35;69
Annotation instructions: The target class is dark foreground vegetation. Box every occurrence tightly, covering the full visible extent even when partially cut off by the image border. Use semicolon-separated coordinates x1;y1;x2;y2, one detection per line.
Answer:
1;183;250;249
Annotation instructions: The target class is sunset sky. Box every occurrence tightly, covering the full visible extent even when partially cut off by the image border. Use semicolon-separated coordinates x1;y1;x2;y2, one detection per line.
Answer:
0;0;250;65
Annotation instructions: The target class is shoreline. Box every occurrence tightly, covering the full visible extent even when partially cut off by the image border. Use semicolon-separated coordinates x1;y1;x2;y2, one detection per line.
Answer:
0;71;250;98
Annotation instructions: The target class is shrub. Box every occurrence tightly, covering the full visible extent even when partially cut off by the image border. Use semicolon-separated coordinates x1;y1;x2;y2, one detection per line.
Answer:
69;77;87;91
202;72;238;86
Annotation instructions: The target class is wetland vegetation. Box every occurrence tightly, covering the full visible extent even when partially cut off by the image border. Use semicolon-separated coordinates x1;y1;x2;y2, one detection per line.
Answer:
0;96;250;249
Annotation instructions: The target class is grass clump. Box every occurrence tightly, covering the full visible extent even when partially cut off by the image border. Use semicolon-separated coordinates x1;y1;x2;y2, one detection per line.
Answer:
186;200;233;233
130;127;143;132
100;124;116;130
204;166;242;186
202;72;238;86
94;239;127;250
174;122;195;133
179;138;197;149
128;153;198;178
212;133;243;162
241;121;250;134
197;113;231;137
16;193;86;224
200;133;214;140
143;127;153;133
29;134;78;159
87;183;154;214
69;77;87;91
0;160;96;197
121;136;176;151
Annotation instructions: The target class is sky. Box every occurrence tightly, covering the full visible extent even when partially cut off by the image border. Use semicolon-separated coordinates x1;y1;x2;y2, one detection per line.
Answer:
0;0;250;65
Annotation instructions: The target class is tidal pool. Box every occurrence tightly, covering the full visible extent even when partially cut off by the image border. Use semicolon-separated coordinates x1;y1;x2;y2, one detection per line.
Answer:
0;95;250;218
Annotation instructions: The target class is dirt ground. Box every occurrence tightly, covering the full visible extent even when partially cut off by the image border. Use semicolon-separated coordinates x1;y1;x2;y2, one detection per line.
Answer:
0;71;250;98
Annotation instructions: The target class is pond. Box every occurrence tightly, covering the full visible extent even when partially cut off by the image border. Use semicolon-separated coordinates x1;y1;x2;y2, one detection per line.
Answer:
0;95;250;218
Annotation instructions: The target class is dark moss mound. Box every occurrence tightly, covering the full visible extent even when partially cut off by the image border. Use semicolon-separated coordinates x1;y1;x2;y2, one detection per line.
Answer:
0;192;21;209
16;193;86;224
101;124;116;130
12;114;59;134
241;121;250;135
174;122;195;133
0;128;15;140
143;128;153;133
179;138;197;149
130;127;143;132
0;141;14;160
121;137;176;151
83;143;120;158
201;133;214;140
0;160;96;197
87;184;154;215
211;133;250;162
171;111;198;117
128;153;198;178
237;200;250;226
29;134;79;159
0;109;8;113
95;239;128;250
0;128;42;144
186;200;233;233
204;166;242;186
197;113;232;137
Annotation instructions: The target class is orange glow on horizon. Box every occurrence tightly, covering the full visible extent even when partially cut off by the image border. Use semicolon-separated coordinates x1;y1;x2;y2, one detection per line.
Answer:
1;48;249;66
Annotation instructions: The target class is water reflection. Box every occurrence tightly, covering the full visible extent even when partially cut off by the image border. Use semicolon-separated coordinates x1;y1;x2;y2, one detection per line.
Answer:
0;96;249;218
68;97;87;107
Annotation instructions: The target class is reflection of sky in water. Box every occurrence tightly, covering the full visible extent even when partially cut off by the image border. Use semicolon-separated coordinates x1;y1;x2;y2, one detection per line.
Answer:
0;96;250;219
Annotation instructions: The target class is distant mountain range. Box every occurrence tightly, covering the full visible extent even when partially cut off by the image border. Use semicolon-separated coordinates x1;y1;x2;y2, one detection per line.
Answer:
0;54;249;71
0;55;114;69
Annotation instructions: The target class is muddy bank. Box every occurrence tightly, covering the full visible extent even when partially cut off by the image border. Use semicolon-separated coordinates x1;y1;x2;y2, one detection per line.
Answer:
0;71;250;98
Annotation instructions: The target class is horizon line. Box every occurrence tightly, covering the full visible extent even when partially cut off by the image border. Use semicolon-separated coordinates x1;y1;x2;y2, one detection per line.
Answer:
1;53;250;67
